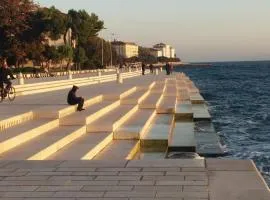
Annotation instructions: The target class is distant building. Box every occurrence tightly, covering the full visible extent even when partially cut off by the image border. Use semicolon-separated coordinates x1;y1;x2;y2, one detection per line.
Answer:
46;28;76;48
153;43;176;58
111;41;139;58
149;48;162;58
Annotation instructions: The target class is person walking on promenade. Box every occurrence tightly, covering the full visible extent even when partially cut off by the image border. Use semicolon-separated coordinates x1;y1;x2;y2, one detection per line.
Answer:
170;63;174;75
149;64;154;74
0;59;15;98
142;62;146;75
67;85;85;111
165;62;170;75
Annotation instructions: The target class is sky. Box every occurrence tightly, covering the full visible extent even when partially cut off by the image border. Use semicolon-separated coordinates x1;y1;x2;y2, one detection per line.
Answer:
36;0;270;62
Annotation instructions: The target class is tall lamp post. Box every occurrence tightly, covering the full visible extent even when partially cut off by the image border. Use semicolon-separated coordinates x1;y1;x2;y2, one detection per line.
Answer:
100;27;107;67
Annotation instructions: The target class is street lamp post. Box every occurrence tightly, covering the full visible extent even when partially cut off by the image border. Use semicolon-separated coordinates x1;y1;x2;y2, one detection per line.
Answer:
100;27;107;67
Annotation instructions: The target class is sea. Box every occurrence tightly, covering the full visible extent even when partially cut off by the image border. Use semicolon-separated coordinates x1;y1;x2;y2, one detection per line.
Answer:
175;61;270;186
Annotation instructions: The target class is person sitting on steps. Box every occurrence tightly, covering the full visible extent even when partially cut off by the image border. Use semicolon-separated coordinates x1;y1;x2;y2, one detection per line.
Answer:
67;85;85;111
0;59;16;98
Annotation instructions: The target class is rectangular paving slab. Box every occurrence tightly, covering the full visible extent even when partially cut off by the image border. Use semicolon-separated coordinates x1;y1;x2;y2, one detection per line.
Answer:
168;122;196;152
47;132;112;160
86;104;137;132
157;96;177;114
175;101;193;121
114;109;155;140
0;126;85;160
192;104;211;121
94;140;137;160
139;93;163;109
195;121;225;156
141;115;174;151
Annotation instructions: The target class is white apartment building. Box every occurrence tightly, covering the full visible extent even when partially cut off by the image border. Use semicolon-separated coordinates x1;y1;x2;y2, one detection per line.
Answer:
153;43;176;58
112;41;139;58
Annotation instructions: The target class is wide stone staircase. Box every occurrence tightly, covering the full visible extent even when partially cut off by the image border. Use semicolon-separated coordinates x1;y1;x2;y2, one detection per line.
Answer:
0;73;225;161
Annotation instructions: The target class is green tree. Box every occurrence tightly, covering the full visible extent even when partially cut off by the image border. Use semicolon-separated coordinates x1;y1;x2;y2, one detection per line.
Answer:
0;0;37;65
74;47;88;70
68;10;104;45
58;45;73;70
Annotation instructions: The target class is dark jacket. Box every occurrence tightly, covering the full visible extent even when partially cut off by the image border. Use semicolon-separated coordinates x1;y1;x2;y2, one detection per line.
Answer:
0;67;15;82
67;85;79;105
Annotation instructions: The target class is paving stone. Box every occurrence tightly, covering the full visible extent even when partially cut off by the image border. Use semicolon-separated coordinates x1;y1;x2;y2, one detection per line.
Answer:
156;191;208;198
104;191;156;198
183;186;209;192
119;171;164;176
2;161;63;169
142;167;180;172
156;180;208;186
3;192;55;198
95;175;141;181
27;171;72;176
0;172;28;177
16;168;56;172
118;181;155;186
166;171;207;176
48;176;95;181
133;185;182;191
71;171;118;176
59;160;128;168
127;160;204;168
0;186;38;192
181;168;207;172
53;191;104;198
209;171;270;200
142;175;185;181
36;186;83;191
56;167;96;172
4;176;50;181
96;167;141;172
82;185;133;191
206;159;256;171
185;175;208;181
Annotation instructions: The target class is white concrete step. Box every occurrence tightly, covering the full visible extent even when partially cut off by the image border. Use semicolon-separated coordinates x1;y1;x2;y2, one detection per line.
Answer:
86;104;138;132
60;100;119;126
157;96;177;114
0;119;59;155
164;85;177;97
103;87;136;100
120;89;149;105
177;88;190;101
175;101;194;121
47;132;112;160
192;104;211;121
190;93;205;104
0;111;34;132
114;109;156;139
93;140;137;160
168;122;196;152
0;126;85;160
139;92;163;109
150;82;166;94
140;114;174;151
195;121;225;156
34;95;103;119
165;79;176;86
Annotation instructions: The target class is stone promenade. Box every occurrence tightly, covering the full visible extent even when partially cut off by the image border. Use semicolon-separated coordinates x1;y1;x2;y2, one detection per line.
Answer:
0;159;269;200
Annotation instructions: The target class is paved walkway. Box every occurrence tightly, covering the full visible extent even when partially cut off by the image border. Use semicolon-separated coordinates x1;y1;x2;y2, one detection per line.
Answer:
0;73;164;120
0;159;269;199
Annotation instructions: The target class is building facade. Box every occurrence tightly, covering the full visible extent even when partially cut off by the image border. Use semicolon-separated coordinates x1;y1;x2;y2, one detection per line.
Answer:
153;43;176;58
112;41;139;58
47;28;76;48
